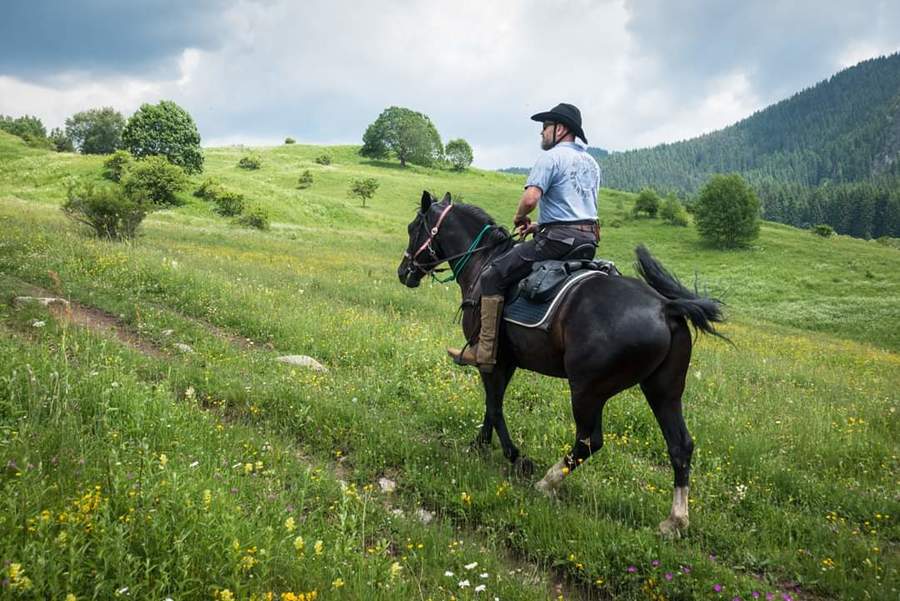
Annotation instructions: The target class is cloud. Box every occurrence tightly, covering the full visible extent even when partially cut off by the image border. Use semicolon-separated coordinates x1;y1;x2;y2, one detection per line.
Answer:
0;0;233;80
1;0;898;168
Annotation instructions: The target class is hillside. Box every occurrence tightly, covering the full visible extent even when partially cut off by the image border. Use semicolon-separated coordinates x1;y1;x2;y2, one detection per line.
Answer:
585;54;900;238
1;133;898;600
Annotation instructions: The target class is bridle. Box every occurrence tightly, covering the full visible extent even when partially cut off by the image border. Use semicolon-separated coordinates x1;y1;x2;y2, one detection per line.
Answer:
403;203;509;282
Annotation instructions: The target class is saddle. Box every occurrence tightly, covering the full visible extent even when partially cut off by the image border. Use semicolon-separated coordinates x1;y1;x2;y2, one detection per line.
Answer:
503;247;620;329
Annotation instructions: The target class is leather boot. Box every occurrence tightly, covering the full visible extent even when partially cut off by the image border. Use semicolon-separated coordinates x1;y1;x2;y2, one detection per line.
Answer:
447;295;504;372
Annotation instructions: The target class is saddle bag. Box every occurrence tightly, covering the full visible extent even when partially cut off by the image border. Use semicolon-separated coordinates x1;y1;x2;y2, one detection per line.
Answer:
517;259;620;304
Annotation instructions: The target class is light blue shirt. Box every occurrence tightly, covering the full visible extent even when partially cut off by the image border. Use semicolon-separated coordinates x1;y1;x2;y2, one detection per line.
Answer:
525;141;601;224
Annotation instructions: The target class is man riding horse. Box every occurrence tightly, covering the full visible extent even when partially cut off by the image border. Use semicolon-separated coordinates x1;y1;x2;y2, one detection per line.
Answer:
448;103;602;372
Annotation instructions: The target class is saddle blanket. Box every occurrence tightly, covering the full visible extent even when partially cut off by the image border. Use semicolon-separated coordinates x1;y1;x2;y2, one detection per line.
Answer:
503;269;606;329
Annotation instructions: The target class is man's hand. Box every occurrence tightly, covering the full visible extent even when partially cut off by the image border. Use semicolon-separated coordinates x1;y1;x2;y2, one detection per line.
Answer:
514;219;538;238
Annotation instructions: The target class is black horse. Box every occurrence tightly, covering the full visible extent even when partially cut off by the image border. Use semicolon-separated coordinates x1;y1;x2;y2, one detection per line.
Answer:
398;192;725;535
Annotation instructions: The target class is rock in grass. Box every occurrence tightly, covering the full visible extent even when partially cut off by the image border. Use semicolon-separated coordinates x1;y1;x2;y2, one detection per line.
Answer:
13;296;69;309
378;477;397;493
276;355;327;372
174;343;194;354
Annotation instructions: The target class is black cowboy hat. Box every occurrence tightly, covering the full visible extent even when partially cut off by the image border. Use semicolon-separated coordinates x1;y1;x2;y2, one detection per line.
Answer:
530;102;588;144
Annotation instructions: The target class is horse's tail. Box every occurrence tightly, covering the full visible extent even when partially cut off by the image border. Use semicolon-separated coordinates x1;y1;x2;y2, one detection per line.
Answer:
633;245;729;342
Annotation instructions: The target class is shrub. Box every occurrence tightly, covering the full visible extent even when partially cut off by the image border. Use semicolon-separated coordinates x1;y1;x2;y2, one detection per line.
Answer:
694;173;760;247
65;107;125;154
194;177;224;201
315;153;332;165
660;195;689;226
633;188;660;217
348;177;379;207
0;114;46;140
238;154;262;170
48;127;74;152
121;100;203;173
298;170;314;189
213;191;245;216
103;150;133;182
121;156;188;206
62;181;149;240
284;137;296;144
811;224;834;237
234;207;270;230
445;138;474;170
359;106;443;167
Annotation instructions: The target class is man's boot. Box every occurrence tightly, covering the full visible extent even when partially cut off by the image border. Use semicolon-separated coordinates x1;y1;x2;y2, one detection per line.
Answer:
447;295;504;372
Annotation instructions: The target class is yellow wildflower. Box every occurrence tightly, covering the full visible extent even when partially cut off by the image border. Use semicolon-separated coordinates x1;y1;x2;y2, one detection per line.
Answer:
293;536;305;553
244;463;254;474
314;540;323;555
389;561;402;579
159;453;168;468
285;517;296;532
332;578;345;589
66;594;77;601
219;590;235;601
240;555;258;571
203;489;212;509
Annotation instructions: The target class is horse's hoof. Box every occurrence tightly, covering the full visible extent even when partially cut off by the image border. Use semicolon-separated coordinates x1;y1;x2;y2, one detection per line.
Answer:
469;435;491;454
658;515;688;538
534;478;558;498
513;456;534;478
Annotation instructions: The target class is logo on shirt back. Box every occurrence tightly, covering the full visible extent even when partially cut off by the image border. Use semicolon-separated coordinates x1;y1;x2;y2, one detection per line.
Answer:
568;154;600;205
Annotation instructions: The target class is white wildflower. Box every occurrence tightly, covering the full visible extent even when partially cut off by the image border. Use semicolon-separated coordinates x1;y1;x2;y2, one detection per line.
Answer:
459;579;470;588
475;584;486;593
464;561;478;570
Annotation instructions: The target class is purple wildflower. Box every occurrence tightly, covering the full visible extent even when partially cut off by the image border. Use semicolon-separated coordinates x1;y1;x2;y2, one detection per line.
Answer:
664;572;673;581
627;566;637;573
782;595;793;601
713;584;723;593
651;559;660;567
752;593;760;599
681;565;692;574
733;597;742;601
765;594;774;601
709;554;717;561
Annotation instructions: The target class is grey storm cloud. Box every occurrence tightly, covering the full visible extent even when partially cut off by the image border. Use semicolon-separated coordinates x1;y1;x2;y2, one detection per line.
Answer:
624;0;900;100
0;0;234;80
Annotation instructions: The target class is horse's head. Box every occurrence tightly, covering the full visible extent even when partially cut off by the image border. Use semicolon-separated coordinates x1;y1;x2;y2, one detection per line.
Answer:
398;190;452;288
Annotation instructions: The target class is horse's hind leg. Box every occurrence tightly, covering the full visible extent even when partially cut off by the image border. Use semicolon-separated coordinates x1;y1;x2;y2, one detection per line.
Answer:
640;322;694;537
536;378;612;496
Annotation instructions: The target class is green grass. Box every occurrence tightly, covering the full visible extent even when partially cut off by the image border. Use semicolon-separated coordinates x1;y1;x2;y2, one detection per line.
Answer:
0;131;897;600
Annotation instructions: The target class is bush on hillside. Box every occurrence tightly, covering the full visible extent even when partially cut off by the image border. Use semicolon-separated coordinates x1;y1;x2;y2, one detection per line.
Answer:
633;188;660;217
238;154;262;170
234;207;270;230
284;137;296;144
298;169;314;189
660;194;689;226
315;153;332;165
48;127;74;152
65;107;125;154
213;191;245;216
194;177;225;201
694;173;760;247
348;177;379;207
121;156;188;206
62;181;149;240
121;100;203;174
0;114;46;140
811;223;834;237
445;138;474;170
103;150;133;182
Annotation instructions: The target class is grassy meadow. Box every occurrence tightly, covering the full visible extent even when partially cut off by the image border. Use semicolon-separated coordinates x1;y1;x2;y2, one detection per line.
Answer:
0;131;897;600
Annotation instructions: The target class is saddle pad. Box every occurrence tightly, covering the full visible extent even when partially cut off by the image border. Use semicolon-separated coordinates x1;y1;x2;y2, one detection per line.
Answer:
503;270;605;329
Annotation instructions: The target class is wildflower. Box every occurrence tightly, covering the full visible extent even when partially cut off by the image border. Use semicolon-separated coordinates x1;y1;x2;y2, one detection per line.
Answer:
314;540;323;555
66;595;77;601
203;489;212;509
713;584;723;592
681;565;692;574
464;562;479;570
389;562;402;579
459;579;471;588
752;593;760;599
480;572;488;579
475;584;486;593
461;491;472;506
158;454;168;468
332;578;344;589
651;559;660;567
664;572;673;581
293;536;305;553
626;566;637;573
285;517;296;532
219;590;235;601
244;463;254;474
444;571;455;577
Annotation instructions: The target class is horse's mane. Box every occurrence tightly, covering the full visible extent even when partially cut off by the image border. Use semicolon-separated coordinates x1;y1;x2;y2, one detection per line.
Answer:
453;202;497;226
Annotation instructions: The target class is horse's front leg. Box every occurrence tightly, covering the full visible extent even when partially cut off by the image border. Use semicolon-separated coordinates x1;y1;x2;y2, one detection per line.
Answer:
477;362;532;476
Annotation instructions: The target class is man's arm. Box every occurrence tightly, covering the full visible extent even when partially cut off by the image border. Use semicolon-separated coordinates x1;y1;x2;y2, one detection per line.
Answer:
513;185;542;234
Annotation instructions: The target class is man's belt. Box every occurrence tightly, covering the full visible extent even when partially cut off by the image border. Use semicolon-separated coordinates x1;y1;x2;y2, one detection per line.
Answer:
540;221;600;236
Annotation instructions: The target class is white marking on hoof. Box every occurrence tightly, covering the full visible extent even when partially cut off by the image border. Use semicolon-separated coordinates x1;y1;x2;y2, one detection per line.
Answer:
659;486;690;536
534;459;568;497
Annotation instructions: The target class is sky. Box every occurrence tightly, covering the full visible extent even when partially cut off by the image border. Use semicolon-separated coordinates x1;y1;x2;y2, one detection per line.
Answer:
2;0;899;169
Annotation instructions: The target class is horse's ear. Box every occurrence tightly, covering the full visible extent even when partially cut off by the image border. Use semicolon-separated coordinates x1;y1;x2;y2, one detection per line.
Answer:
420;190;433;212
442;192;452;204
